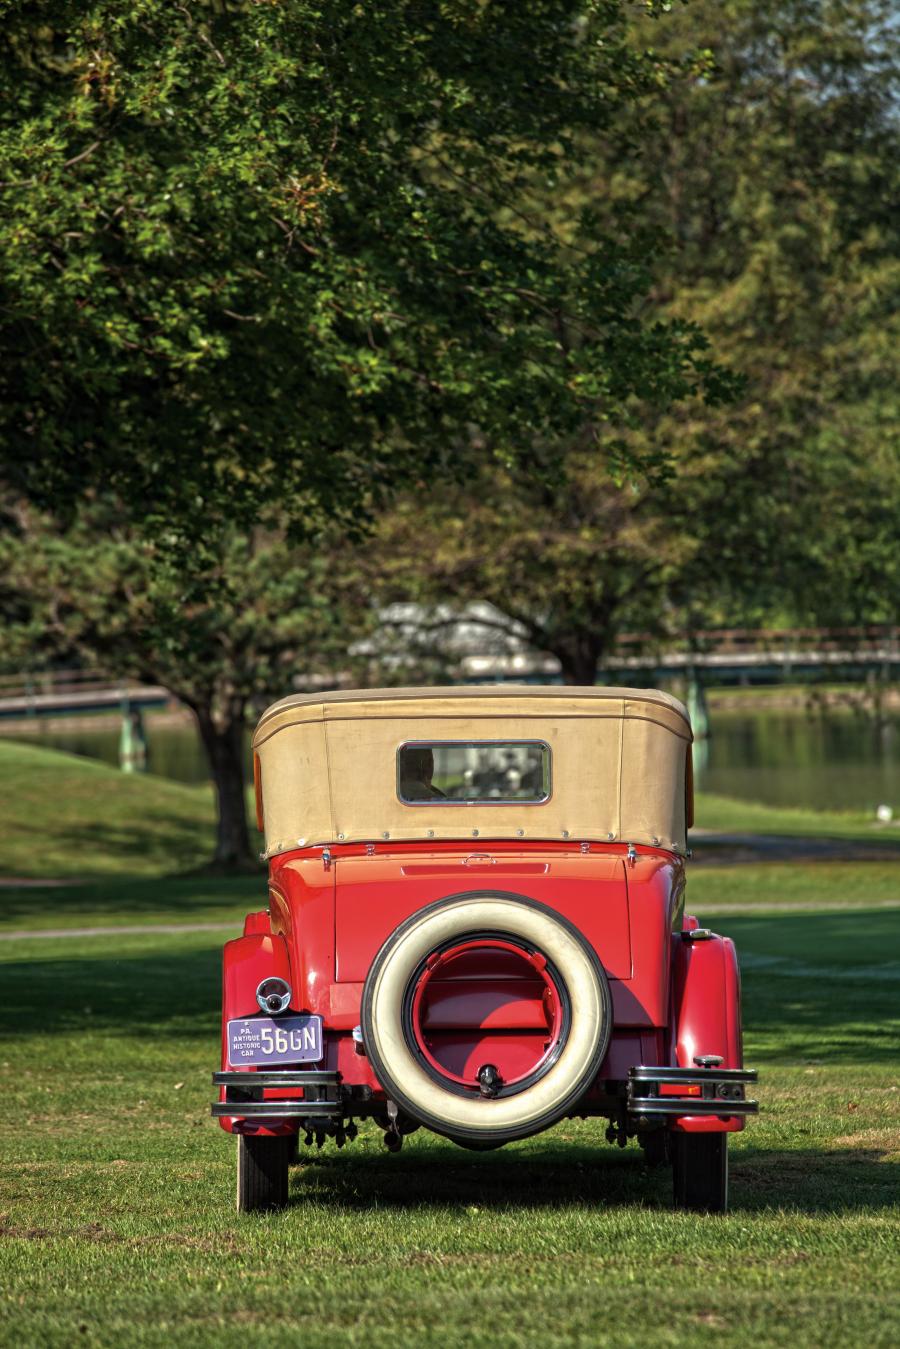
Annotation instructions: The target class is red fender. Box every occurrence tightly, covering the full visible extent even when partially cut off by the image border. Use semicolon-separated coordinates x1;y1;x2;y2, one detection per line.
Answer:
669;931;745;1133
218;931;292;1135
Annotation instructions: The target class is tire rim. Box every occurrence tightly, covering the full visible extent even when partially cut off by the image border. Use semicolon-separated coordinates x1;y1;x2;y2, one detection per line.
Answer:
400;930;571;1099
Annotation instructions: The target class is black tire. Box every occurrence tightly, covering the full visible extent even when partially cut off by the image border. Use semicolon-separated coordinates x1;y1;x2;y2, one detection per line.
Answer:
236;1133;291;1213
361;891;612;1147
672;1132;728;1213
449;1136;508;1152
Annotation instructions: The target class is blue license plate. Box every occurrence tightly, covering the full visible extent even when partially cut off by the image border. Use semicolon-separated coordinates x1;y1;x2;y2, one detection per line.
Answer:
227;1014;323;1067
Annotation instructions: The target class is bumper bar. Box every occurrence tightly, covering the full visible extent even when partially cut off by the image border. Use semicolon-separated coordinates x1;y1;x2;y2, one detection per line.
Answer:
627;1065;759;1120
212;1069;345;1121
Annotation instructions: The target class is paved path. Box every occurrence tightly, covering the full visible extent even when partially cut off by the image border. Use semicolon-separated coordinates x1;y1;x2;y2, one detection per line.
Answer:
700;899;900;914
0;921;237;941
691;832;900;864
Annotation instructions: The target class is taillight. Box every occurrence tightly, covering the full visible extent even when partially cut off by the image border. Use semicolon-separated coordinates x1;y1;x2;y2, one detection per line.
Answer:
255;977;292;1015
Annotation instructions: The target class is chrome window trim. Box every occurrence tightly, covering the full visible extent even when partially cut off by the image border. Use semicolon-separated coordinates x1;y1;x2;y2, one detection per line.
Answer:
396;738;552;807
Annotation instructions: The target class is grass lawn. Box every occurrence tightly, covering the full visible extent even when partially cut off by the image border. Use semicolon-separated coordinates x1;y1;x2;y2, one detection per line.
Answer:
694;789;900;844
0;740;217;879
2;861;897;938
3;739;899;886
2;734;899;1341
688;861;900;912
1;900;898;1347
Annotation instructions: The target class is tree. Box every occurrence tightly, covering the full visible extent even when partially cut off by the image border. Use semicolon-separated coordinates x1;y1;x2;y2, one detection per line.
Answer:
0;1;723;537
372;446;693;684
1;505;370;867
374;0;900;675
596;0;900;628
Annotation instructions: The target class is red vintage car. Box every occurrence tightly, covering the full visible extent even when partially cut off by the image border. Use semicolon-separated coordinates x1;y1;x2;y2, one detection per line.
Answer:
213;686;757;1212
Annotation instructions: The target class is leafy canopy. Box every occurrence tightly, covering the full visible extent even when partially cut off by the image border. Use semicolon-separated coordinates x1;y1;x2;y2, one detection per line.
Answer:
0;1;725;532
370;0;900;676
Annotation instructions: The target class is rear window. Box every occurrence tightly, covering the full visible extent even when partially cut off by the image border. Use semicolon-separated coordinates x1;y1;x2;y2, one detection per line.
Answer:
397;741;551;804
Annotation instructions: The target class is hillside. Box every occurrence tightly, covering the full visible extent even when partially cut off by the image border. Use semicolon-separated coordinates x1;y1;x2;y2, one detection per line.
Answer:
0;739;217;879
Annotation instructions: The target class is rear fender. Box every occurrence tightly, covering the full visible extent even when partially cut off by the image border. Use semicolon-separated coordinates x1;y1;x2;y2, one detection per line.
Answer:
221;932;292;1048
218;932;292;1136
669;931;745;1134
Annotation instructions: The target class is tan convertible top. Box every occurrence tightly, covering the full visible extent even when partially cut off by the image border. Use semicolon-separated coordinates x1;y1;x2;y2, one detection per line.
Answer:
252;686;693;858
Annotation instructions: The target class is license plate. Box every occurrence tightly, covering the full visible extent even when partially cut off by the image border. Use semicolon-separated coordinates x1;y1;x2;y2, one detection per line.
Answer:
227;1014;323;1067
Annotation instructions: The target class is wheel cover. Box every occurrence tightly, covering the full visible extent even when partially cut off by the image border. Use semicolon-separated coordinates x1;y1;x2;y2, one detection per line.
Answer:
361;892;612;1143
402;932;571;1098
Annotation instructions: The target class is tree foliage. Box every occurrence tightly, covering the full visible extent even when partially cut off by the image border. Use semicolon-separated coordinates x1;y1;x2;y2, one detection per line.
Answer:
372;447;692;684
375;0;900;677
0;1;724;533
0;504;369;866
606;0;900;626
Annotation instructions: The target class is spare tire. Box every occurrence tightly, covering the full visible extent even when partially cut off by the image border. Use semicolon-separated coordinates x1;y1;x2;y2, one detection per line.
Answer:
361;892;612;1145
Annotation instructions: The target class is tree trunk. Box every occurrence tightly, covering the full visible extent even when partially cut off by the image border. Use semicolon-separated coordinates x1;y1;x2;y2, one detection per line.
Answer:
553;633;605;687
194;705;254;871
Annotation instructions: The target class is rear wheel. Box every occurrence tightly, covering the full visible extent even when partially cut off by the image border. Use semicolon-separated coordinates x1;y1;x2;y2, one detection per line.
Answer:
672;1132;728;1213
236;1134;291;1213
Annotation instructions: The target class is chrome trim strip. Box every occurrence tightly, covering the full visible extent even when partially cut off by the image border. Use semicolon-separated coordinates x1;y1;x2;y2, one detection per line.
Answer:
629;1066;758;1084
213;1071;339;1089
211;1101;341;1118
626;1098;759;1118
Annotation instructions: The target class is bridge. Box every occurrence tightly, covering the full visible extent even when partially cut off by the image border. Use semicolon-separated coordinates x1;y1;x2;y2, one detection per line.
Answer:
0;626;896;720
0;671;171;721
462;625;900;686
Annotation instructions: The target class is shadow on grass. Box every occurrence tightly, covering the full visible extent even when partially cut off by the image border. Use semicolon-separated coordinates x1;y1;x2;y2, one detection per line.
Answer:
691;836;900;865
0;944;225;1039
3;811;216;877
1;911;900;1068
286;1137;900;1216
0;872;260;926
2;914;898;1066
713;910;900;1065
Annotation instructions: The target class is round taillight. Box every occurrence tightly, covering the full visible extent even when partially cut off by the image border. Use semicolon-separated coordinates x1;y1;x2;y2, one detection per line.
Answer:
256;977;292;1016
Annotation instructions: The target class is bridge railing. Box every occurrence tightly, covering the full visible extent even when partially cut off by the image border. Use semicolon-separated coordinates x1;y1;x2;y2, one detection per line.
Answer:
610;624;898;658
0;669;171;717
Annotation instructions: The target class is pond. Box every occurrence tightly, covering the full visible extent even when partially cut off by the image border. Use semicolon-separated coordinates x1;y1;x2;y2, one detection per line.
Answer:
696;707;898;812
4;702;899;814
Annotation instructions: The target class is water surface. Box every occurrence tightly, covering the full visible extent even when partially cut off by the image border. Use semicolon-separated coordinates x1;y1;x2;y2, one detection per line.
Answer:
5;703;898;813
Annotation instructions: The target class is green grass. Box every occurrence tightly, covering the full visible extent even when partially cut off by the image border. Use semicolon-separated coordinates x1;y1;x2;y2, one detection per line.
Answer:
0;739;217;879
3;735;899;1344
3;861;897;938
689;861;900;912
694;790;900;844
1;738;897;935
1;900;899;1346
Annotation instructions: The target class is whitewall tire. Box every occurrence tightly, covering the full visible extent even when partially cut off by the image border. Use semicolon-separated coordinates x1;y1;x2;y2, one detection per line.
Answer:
361;892;612;1145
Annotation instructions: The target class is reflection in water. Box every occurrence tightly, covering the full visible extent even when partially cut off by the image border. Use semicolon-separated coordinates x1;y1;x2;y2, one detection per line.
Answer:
4;704;899;812
697;709;898;811
3;720;232;785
